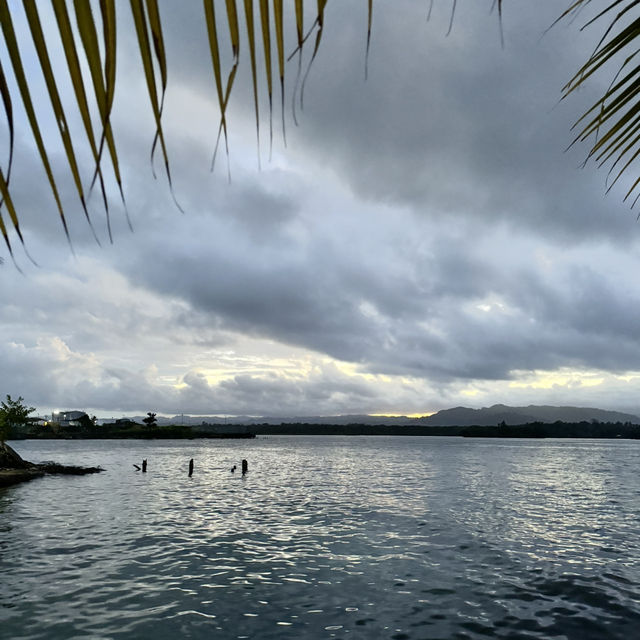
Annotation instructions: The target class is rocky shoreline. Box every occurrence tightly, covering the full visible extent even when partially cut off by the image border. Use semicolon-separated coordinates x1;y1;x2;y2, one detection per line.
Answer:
0;442;103;488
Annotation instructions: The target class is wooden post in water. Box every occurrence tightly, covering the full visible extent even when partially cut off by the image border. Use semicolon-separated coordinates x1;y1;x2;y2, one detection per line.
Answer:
188;458;194;477
241;459;248;475
142;459;147;473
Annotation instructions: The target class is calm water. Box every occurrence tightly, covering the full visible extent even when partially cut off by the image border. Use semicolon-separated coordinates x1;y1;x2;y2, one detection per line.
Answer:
1;436;640;639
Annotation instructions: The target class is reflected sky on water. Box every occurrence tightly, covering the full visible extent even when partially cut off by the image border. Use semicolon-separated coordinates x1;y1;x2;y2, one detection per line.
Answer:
1;436;640;639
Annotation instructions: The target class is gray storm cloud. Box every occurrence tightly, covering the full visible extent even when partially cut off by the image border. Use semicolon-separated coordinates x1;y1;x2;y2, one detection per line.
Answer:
2;1;640;416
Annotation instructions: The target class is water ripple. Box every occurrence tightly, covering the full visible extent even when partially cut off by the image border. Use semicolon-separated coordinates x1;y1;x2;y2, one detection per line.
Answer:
1;437;640;639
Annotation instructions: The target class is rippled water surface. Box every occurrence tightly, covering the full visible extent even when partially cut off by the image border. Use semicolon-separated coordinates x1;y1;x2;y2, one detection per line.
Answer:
2;436;640;639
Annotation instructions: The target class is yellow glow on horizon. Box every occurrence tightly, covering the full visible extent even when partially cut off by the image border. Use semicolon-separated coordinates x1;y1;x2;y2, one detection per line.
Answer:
617;373;640;382
370;412;434;418
333;360;377;381
509;369;604;390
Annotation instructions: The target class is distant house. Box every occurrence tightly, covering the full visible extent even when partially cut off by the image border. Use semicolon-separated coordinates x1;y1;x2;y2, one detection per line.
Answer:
52;410;89;428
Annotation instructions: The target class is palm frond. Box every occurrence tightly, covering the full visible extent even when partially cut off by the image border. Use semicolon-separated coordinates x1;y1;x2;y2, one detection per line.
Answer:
562;0;640;204
1;1;640;264
0;0;72;251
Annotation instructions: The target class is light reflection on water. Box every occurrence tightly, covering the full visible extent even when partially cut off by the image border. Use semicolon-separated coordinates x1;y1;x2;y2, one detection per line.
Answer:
1;436;640;639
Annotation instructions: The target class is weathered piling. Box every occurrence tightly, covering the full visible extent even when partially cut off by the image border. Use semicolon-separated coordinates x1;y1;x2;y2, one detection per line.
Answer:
188;458;194;477
242;459;248;475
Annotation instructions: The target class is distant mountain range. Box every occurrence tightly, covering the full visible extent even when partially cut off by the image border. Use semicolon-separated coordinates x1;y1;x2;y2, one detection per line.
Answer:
414;404;640;426
131;404;640;427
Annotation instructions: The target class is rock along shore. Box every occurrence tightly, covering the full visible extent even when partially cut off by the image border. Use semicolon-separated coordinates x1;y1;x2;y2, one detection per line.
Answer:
0;442;103;488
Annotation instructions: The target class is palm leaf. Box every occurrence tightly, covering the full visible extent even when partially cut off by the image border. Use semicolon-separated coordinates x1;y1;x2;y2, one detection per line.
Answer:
51;0;109;218
562;1;640;204
74;0;126;241
0;0;72;249
0;167;18;265
300;0;328;110
0;60;14;209
129;0;183;212
273;0;286;145
259;0;273;158
23;0;99;243
2;0;640;264
203;0;230;175
244;0;262;168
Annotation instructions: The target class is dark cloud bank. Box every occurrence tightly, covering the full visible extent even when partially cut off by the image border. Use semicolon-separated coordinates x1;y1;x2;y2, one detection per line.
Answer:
3;2;640;416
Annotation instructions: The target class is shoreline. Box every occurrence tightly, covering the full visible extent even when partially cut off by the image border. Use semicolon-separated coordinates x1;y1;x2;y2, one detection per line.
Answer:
0;467;45;487
0;442;104;488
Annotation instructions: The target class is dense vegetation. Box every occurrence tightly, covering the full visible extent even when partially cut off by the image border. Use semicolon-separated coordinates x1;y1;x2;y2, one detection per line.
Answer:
7;419;640;440
460;421;640;439
0;395;35;444
8;418;254;440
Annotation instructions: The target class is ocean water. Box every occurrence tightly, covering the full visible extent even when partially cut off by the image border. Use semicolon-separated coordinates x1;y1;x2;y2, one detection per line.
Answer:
1;436;639;639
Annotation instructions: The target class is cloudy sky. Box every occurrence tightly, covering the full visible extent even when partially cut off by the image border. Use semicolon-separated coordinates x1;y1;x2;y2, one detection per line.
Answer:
3;1;640;419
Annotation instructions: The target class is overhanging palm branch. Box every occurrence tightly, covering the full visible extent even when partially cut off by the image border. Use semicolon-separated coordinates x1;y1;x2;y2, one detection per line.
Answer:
0;1;637;262
560;1;640;205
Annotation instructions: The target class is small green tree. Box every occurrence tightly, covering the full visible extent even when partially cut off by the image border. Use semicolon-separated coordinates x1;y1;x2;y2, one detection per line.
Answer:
142;412;157;428
0;395;35;443
77;414;97;432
